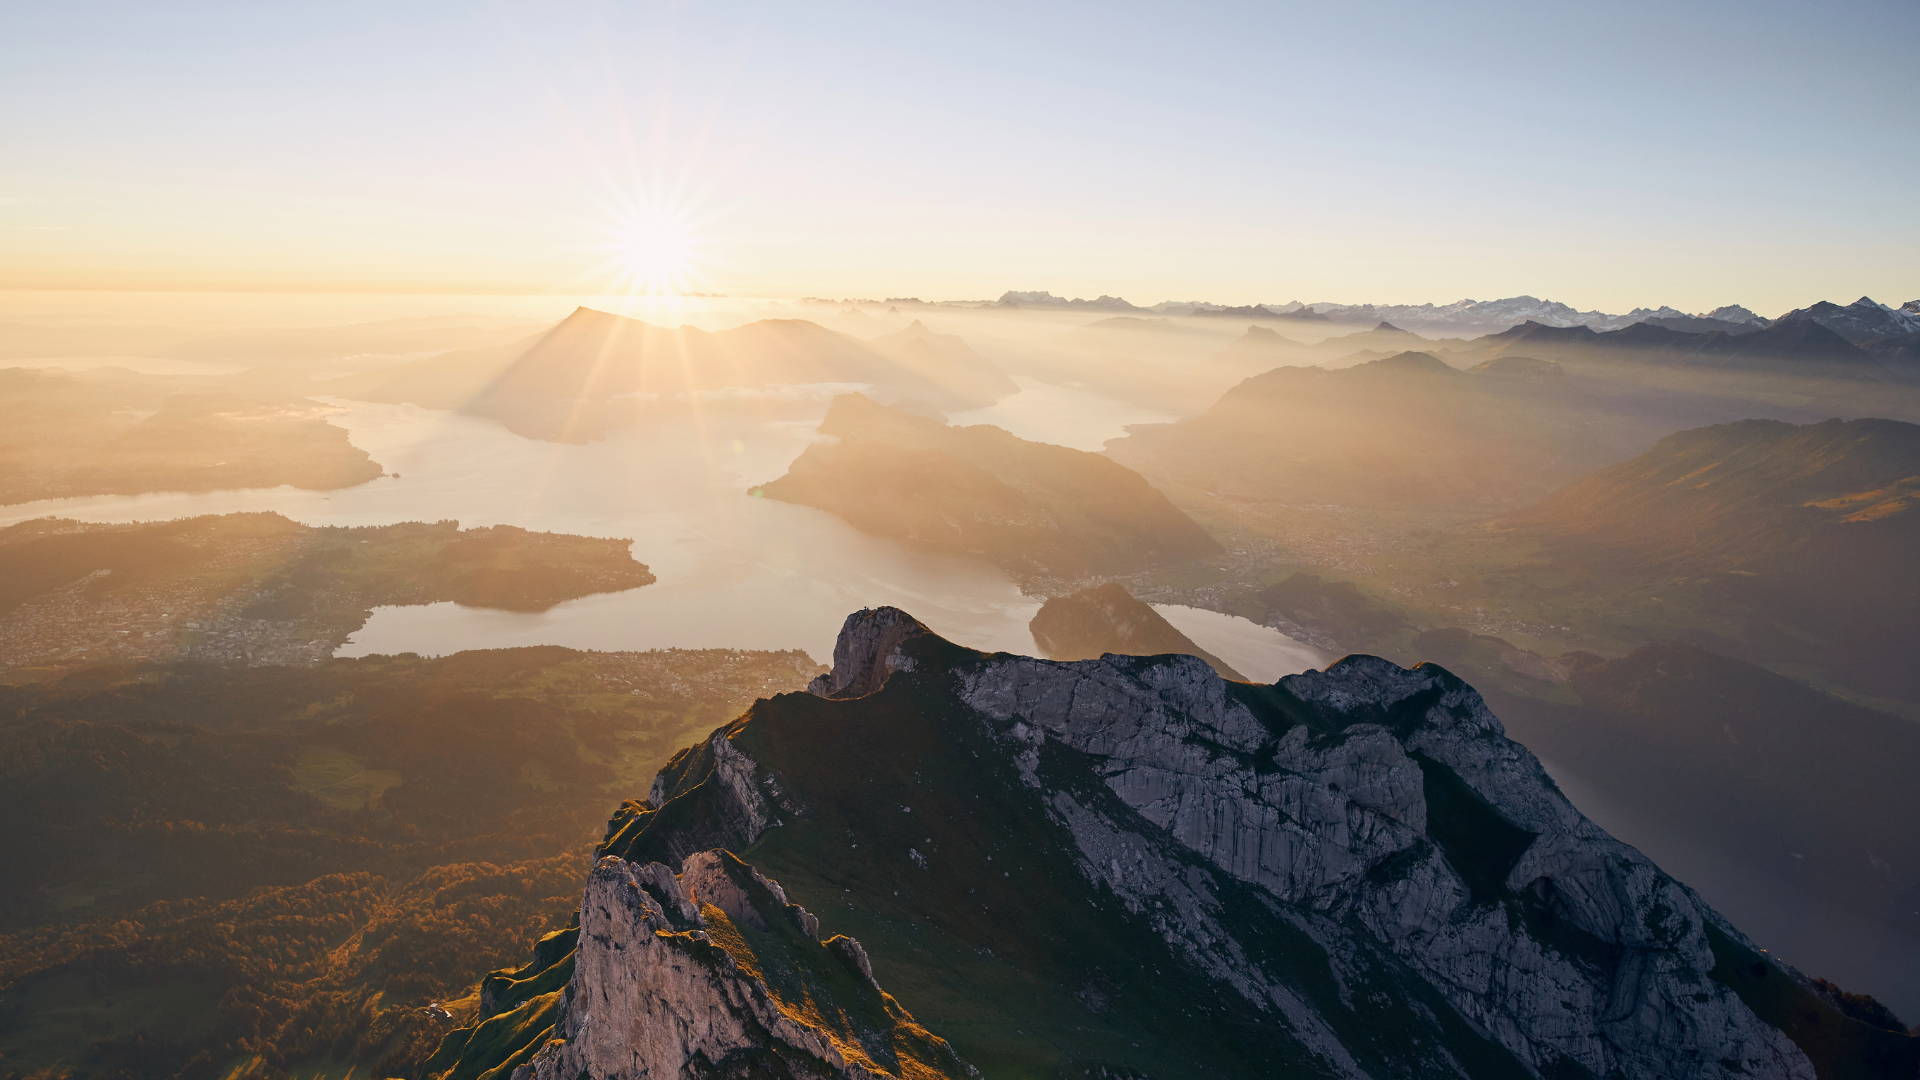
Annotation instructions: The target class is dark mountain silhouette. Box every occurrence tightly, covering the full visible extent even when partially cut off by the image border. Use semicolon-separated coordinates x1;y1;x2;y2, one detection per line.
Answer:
1465;315;1889;375
1641;313;1763;335
1701;316;1882;366
1310;320;1432;356
1478;320;1601;348
1771;296;1920;346
1030;582;1245;679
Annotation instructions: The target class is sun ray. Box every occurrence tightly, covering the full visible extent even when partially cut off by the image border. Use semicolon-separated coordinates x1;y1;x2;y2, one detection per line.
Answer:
590;193;713;302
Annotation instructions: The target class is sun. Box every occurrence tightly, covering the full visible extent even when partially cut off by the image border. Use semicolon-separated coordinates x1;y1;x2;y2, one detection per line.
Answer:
604;205;702;295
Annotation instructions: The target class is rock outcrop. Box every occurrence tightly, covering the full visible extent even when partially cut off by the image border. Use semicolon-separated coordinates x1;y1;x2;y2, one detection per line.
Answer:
428;607;1917;1080
427;849;970;1080
1029;582;1245;680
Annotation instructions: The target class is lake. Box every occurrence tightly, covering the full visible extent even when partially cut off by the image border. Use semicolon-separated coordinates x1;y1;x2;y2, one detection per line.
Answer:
0;382;1326;678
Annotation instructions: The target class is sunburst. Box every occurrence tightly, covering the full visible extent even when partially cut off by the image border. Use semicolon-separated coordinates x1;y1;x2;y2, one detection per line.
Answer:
600;201;705;296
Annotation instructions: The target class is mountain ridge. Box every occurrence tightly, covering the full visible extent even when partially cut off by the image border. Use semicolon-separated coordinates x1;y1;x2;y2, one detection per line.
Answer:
971;290;1920;346
426;607;1917;1079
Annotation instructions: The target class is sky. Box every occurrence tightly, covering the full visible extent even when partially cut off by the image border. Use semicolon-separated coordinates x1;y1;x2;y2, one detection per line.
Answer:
2;0;1916;314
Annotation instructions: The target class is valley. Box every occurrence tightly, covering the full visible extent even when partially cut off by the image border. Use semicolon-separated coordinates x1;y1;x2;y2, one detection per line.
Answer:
0;646;820;1079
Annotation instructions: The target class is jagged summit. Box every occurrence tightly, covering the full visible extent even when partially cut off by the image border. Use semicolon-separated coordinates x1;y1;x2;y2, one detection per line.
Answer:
429;606;1915;1080
997;289;1141;312
1771;296;1920;346
807;605;933;699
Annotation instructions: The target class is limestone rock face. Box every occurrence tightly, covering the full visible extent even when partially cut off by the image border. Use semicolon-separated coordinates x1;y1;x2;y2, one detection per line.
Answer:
808;605;930;699
508;850;970;1080
954;645;1811;1079
431;606;1913;1080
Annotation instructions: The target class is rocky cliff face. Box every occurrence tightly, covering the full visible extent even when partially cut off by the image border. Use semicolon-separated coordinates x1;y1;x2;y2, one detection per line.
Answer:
426;847;969;1080
428;608;1917;1080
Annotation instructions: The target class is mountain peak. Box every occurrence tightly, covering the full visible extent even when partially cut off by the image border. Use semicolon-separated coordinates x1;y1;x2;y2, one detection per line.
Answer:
1360;350;1457;375
558;304;637;327
807;606;937;700
431;607;1899;1079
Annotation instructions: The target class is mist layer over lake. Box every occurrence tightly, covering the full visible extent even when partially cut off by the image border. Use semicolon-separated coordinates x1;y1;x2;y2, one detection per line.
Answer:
950;374;1174;451
0;380;1321;673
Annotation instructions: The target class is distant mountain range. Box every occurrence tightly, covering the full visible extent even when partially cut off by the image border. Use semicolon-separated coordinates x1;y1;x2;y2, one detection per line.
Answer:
1469;315;1887;372
1773;296;1920;346
984;290;1920;341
